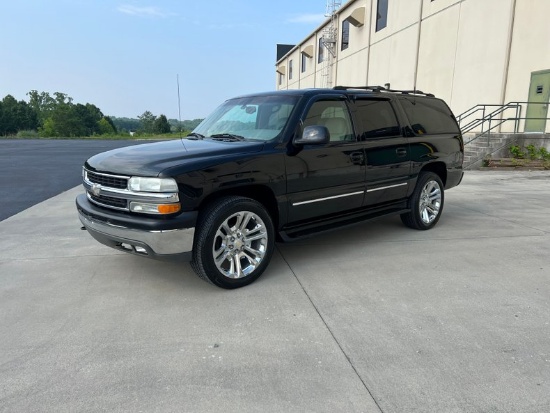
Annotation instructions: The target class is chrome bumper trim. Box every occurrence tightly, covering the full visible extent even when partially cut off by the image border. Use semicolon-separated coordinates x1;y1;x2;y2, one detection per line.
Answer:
78;211;194;255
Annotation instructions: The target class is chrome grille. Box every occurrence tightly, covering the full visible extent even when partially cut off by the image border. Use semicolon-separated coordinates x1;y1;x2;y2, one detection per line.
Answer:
88;193;128;210
86;170;128;189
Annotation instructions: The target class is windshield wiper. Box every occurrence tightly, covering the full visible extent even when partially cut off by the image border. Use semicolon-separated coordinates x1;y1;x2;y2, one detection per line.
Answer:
186;132;205;140
209;133;246;142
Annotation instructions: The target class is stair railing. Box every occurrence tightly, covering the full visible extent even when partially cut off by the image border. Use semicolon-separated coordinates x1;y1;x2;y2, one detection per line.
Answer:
457;103;522;136
458;102;549;146
459;101;550;168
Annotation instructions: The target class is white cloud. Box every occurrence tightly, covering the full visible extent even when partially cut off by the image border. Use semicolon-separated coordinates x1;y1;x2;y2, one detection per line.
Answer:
117;5;175;18
287;13;326;24
205;22;257;31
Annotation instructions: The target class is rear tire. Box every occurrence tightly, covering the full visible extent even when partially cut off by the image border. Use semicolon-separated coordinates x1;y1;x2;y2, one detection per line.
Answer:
401;172;444;230
191;196;275;289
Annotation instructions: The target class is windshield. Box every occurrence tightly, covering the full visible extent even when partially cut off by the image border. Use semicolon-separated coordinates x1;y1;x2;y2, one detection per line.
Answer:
192;95;299;141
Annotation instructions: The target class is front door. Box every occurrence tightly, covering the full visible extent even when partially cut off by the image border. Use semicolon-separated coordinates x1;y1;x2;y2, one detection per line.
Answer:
285;99;366;223
525;70;550;132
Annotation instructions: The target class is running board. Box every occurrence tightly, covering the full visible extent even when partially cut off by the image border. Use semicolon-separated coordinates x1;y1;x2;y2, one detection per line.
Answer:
279;203;409;242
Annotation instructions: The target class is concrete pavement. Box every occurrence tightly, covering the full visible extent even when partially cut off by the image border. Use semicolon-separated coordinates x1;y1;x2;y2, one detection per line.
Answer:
1;171;549;412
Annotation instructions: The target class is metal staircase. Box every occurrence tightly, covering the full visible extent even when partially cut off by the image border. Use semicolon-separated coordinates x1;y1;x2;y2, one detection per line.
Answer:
457;102;549;168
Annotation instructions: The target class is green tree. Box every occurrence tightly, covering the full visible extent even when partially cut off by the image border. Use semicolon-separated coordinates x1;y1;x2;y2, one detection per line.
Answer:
12;90;120;137
181;118;204;132
39;117;57;137
110;116;140;132
97;117;116;135
38;102;87;137
53;92;73;106
104;116;117;134
27;90;56;123
74;103;103;135
0;95;39;135
138;111;156;133
50;104;84;137
153;114;171;134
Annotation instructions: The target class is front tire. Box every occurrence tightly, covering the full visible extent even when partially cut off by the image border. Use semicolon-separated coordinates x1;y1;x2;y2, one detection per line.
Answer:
401;172;444;230
191;196;275;289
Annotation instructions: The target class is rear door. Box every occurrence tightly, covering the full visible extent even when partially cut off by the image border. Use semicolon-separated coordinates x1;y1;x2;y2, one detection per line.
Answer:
285;97;366;223
352;98;411;206
398;96;463;179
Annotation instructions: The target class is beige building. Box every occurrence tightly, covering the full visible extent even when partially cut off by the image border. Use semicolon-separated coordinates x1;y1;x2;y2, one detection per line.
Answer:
275;0;550;133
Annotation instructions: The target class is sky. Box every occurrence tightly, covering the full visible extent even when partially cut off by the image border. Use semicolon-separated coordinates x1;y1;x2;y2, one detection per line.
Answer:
1;0;348;120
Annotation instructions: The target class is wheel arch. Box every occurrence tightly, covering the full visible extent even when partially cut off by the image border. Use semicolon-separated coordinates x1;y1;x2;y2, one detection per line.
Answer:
419;162;447;186
198;185;280;229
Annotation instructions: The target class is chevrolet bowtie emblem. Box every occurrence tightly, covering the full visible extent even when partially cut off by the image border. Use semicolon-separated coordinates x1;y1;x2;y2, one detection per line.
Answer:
91;183;101;197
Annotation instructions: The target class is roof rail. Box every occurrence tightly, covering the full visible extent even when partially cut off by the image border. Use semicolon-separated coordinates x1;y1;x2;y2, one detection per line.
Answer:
333;85;386;92
333;85;435;97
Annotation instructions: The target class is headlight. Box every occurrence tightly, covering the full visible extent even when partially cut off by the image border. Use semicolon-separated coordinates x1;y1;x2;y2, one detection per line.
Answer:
128;177;178;193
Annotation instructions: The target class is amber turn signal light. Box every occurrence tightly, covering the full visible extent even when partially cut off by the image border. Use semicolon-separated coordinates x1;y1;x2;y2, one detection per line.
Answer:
157;204;181;214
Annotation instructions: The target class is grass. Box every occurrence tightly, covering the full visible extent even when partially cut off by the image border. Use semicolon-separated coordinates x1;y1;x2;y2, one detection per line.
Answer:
1;131;189;140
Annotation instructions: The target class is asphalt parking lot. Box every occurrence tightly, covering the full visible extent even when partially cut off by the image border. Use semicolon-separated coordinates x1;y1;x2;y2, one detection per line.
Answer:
0;139;157;221
0;140;549;412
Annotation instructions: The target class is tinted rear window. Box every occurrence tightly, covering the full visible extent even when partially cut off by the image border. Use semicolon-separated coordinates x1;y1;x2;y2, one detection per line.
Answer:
355;99;400;139
400;97;459;135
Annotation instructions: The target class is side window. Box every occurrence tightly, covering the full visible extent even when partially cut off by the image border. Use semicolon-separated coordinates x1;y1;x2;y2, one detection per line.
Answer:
400;98;459;134
376;0;388;31
355;99;400;139
318;38;325;63
303;100;354;142
341;20;350;50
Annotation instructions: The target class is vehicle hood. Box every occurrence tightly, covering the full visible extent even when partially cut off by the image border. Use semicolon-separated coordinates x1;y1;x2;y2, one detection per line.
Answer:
85;138;265;176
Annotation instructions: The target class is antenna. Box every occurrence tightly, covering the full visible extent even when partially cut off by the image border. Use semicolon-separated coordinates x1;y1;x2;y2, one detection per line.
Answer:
176;74;182;135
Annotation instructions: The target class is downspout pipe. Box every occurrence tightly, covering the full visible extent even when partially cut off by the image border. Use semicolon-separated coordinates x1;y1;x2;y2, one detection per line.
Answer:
365;0;374;85
413;0;424;92
499;0;517;132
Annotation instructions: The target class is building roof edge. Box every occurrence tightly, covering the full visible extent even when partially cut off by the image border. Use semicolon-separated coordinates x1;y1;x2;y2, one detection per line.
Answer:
275;0;358;65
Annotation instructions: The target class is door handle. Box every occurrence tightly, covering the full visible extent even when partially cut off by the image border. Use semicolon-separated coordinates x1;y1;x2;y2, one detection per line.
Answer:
349;152;364;165
396;148;407;157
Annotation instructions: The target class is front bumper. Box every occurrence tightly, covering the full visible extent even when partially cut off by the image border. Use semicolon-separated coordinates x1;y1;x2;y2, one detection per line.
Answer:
76;194;197;261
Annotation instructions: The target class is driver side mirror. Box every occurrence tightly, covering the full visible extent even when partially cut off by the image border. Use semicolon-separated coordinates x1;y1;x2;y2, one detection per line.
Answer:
293;125;330;145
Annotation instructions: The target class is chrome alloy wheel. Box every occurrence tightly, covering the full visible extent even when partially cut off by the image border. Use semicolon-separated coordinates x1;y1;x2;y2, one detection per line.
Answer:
419;180;442;225
212;211;268;279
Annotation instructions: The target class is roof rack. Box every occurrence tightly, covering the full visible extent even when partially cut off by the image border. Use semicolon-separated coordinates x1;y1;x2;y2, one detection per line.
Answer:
333;85;435;97
333;85;386;92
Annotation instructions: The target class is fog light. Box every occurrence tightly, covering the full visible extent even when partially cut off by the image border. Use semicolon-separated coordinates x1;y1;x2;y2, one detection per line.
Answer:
130;202;181;214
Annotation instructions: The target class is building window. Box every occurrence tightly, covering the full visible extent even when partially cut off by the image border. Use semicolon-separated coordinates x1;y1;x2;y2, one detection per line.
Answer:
376;0;388;32
341;20;350;50
301;53;307;73
318;38;325;63
278;73;283;85
289;60;293;80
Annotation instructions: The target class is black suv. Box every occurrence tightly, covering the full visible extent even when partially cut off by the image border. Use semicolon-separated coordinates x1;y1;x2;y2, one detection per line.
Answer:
76;86;463;289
